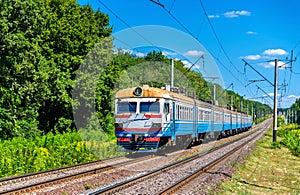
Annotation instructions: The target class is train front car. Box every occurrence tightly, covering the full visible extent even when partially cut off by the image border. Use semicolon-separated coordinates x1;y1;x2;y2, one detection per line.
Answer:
114;86;170;152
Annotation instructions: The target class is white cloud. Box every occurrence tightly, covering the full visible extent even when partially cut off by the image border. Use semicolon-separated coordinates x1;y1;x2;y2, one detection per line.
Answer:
262;49;288;56
263;93;281;98
246;31;257;35
162;50;178;57
194;64;202;70
181;60;193;68
181;60;203;71
280;95;300;108
224;11;238;18
243;54;261;60
113;49;134;55
123;49;134;54
242;48;288;66
208;14;220;19
288;94;298;99
265;92;274;97
114;49;148;57
184;50;204;57
259;60;287;69
258;62;273;68
236;10;251;16
223;10;251;18
268;60;287;69
135;52;146;57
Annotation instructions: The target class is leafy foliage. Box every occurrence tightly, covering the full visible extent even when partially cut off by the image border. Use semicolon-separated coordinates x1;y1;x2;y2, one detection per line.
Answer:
278;124;300;157
0;0;111;138
285;98;300;124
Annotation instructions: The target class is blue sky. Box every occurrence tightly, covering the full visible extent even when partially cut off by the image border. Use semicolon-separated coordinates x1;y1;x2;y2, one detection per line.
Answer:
78;0;300;108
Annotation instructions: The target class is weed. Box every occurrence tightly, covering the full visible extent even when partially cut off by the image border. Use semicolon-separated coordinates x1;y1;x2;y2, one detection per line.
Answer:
84;184;93;190
269;141;281;149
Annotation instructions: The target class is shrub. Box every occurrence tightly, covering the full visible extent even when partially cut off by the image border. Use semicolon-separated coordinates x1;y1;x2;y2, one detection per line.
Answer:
278;124;300;157
0;131;122;178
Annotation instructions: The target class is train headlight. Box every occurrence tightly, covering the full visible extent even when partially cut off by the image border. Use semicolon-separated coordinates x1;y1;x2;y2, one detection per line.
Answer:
133;87;143;96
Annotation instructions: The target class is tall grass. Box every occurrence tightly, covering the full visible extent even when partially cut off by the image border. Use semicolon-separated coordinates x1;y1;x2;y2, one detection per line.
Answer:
0;131;122;178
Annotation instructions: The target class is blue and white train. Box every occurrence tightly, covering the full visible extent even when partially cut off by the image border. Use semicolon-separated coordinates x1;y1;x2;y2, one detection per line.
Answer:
114;85;252;152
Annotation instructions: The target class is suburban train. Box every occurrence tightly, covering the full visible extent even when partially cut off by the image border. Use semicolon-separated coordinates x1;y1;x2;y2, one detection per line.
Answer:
114;85;252;152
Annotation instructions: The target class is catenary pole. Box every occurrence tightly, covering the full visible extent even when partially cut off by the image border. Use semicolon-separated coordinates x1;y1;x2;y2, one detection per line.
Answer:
273;59;278;142
170;58;174;89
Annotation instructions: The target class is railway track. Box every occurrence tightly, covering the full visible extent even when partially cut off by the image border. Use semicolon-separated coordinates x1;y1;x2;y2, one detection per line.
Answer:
89;119;271;194
0;154;155;194
158;123;269;194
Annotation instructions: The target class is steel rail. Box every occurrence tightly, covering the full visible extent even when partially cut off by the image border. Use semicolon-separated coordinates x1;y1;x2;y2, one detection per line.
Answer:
90;120;271;195
1;155;154;195
0;156;125;186
158;121;271;194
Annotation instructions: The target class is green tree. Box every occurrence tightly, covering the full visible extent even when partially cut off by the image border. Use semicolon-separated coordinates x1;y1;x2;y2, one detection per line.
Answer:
0;0;112;138
289;98;300;124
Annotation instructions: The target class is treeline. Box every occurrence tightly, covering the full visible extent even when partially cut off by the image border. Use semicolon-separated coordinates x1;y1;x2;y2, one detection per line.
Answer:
113;50;272;120
285;98;300;124
0;0;271;141
226;90;272;121
0;0;111;139
289;99;300;124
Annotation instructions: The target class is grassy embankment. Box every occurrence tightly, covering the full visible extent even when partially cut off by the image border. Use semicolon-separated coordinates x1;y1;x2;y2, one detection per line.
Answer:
218;121;300;194
0;131;122;178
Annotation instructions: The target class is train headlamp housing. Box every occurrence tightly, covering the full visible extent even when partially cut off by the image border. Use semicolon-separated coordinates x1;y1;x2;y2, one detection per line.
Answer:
133;87;143;96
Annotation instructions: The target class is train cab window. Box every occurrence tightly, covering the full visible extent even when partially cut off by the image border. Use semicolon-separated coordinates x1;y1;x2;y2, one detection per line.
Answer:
117;102;137;113
140;102;160;113
163;103;170;113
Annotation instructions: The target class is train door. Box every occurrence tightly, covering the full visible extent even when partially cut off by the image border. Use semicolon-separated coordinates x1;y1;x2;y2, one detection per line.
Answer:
230;112;232;132
163;101;171;123
210;109;214;137
236;113;238;130
192;101;198;139
222;110;225;133
240;114;242;130
241;114;243;131
170;101;176;141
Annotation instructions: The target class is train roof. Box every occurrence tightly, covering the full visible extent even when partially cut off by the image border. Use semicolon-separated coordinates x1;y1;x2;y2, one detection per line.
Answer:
116;85;194;104
116;86;173;99
116;86;251;117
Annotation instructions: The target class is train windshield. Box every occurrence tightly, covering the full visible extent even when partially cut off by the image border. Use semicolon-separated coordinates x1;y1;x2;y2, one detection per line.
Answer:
140;102;160;113
117;102;137;113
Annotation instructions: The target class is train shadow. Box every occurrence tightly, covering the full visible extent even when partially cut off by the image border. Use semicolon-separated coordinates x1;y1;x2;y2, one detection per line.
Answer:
125;152;154;158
